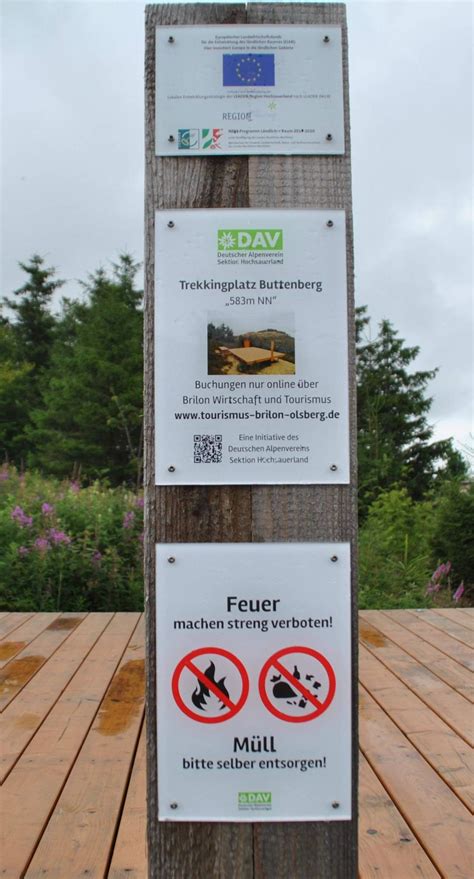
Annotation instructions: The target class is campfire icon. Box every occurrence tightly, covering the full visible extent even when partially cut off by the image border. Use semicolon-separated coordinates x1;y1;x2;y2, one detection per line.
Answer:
191;660;230;711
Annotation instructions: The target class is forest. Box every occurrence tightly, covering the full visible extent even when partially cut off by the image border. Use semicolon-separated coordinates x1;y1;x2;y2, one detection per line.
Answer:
1;254;472;611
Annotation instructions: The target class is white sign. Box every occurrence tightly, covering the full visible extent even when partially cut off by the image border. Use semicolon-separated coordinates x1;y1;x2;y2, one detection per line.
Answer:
155;209;350;485
156;25;344;156
156;542;352;822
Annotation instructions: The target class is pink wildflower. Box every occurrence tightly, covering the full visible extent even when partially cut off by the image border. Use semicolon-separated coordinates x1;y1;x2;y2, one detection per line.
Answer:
92;550;102;566
0;465;9;481
48;528;71;545
41;502;54;515
18;545;29;557
138;532;144;544
34;537;50;554
453;582;465;603
69;480;80;494
135;497;144;509
123;510;135;529
11;506;33;527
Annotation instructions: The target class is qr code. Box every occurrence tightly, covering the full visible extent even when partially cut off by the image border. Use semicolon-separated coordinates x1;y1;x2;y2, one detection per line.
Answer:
194;434;223;463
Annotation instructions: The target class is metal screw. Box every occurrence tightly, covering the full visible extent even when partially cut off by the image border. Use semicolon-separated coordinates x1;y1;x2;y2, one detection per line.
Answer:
168;36;175;43
326;220;334;228
331;555;338;563
326;133;333;141
168;463;175;469
330;463;337;470
332;801;340;809
323;35;330;43
168;135;175;143
167;222;175;229
168;557;175;564
170;802;178;810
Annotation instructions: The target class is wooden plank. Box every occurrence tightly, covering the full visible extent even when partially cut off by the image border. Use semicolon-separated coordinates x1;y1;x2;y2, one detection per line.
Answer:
0;612;87;711
358;752;441;879
0;613;138;879
361;610;474;701
433;608;474;631
359;644;474;811
360;685;473;879
0;613;115;782
0;612;9;620
0;612;61;668
388;609;474;672
407;609;473;647
359;617;473;746
0;612;34;639
25;617;146;879
107;721;147;879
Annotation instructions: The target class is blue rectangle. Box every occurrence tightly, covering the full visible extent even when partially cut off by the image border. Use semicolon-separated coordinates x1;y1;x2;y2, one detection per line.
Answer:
223;54;275;87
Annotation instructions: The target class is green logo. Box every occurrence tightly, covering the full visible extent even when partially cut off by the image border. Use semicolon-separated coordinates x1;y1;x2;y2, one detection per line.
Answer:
238;791;272;807
218;229;283;252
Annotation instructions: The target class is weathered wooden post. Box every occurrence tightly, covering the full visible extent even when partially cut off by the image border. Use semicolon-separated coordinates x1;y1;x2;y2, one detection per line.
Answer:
145;3;357;876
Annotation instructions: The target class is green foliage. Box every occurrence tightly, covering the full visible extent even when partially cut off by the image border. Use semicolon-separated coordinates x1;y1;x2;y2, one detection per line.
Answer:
359;488;436;608
0;465;143;611
356;307;467;518
430;480;474;602
28;255;143;485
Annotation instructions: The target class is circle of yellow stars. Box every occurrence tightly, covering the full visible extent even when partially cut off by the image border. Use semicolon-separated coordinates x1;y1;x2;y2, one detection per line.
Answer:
235;56;262;84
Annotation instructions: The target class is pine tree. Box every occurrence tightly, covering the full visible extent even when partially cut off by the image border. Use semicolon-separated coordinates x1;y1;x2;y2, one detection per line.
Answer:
29;254;143;485
4;254;63;374
356;307;464;517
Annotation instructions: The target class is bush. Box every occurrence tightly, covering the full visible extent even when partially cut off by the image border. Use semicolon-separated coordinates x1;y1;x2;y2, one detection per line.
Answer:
429;480;474;604
359;488;435;608
0;465;143;611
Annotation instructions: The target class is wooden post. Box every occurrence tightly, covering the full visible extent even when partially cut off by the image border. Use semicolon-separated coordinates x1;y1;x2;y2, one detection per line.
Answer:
145;3;357;877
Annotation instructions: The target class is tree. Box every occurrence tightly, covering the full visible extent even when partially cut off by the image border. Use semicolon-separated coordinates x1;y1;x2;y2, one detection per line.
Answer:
29;254;143;485
356;307;466;517
4;254;63;374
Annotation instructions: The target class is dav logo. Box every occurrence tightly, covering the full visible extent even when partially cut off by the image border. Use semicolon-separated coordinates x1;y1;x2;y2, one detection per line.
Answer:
238;791;272;810
218;229;283;251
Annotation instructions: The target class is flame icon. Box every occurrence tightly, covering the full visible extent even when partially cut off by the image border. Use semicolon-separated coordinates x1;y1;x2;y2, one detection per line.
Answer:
191;660;230;711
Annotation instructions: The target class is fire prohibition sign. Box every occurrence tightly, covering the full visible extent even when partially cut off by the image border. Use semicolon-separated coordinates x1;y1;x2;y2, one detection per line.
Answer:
259;646;336;722
172;647;249;724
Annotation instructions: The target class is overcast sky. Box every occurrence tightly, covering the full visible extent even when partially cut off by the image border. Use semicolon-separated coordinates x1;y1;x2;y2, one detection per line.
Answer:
1;0;472;452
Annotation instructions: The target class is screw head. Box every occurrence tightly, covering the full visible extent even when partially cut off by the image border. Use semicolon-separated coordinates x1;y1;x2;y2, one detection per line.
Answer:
168;556;176;564
332;801;340;809
170;802;178;809
168;135;175;143
331;555;338;563
326;133;333;141
323;35;330;43
168;463;175;469
167;222;175;230
326;220;334;228
168;36;175;43
330;463;337;470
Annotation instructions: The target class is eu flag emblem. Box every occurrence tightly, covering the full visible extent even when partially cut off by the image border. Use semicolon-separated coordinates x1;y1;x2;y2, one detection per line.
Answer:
223;54;275;87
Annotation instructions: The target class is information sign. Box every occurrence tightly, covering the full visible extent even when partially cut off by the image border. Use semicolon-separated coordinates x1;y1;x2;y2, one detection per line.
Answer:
155;208;349;485
156;542;352;822
155;25;344;156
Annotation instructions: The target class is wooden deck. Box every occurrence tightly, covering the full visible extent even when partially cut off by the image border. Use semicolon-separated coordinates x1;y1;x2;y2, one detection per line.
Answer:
0;609;472;878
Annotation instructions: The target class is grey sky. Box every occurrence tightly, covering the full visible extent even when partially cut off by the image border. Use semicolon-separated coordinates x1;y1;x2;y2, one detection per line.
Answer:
1;0;472;451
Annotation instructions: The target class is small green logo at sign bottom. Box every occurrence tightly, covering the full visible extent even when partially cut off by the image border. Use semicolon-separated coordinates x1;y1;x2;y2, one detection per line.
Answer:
238;791;272;810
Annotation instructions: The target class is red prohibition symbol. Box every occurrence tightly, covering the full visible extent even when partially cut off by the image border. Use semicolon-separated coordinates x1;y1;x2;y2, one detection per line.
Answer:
259;646;336;723
172;646;249;724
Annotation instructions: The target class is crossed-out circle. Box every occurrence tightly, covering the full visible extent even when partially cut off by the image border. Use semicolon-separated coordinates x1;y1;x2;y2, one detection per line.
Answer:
172;646;249;724
258;645;336;723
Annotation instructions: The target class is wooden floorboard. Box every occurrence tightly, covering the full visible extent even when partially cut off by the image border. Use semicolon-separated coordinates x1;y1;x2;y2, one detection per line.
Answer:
0;610;471;878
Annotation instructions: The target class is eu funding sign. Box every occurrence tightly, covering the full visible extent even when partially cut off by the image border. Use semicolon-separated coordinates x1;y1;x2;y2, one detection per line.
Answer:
155;25;344;156
155;208;350;485
156;543;352;822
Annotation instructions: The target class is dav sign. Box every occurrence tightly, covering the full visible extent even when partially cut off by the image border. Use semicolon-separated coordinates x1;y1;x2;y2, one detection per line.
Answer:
218;229;283;251
238;791;272;810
